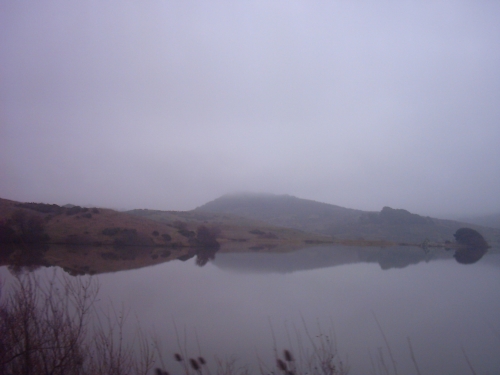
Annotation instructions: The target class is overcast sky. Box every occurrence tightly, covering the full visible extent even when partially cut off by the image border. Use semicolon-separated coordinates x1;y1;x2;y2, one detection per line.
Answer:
1;1;499;217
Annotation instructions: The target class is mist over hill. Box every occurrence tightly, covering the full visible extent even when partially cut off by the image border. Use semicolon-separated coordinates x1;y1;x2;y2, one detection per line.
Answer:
196;193;363;232
196;193;500;247
457;213;500;230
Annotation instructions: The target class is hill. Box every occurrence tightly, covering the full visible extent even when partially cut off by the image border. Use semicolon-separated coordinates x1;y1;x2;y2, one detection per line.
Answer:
0;197;330;249
0;197;332;275
0;197;188;248
2;194;497;275
195;193;363;233
196;193;500;247
457;213;500;229
126;208;332;251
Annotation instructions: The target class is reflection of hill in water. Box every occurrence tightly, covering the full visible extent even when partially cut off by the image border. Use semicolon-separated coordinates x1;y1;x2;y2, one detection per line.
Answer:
3;243;498;276
0;244;210;276
213;245;497;274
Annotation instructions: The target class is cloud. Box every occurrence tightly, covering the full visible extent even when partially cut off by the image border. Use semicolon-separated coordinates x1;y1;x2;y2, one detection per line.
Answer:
1;1;499;216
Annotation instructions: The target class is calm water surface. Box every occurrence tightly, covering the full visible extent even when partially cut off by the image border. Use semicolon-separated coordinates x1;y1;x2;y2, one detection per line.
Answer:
2;246;499;374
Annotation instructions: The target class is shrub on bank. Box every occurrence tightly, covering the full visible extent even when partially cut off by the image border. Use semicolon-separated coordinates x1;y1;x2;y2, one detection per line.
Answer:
15;202;64;214
102;227;122;236
66;206;84;216
0;210;50;244
454;228;488;248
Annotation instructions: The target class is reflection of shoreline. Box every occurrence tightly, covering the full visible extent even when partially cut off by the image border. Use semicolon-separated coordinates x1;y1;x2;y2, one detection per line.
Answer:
0;245;201;276
213;245;496;274
1;242;497;276
0;244;219;276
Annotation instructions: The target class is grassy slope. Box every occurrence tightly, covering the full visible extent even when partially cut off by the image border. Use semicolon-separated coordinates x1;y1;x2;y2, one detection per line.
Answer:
195;193;364;234
195;193;500;248
0;197;332;275
127;208;333;252
0;197;186;247
0;197;197;274
2;195;496;275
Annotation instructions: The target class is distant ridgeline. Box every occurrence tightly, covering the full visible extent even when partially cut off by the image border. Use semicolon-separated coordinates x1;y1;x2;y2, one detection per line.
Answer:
2;194;499;250
358;207;434;225
0;195;496;275
196;193;500;247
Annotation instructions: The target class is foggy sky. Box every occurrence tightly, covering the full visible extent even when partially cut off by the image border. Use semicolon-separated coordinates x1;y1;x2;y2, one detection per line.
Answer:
1;1;499;217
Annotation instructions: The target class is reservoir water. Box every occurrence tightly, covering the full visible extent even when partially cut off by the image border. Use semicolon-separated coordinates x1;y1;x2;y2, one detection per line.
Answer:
1;245;499;374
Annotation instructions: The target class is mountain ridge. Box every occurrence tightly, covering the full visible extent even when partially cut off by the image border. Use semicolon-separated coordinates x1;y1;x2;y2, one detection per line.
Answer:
2;194;498;275
196;193;500;247
2;193;498;249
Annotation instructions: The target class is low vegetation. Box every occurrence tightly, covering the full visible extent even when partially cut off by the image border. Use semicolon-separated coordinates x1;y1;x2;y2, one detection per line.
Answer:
0;210;50;244
0;272;156;375
195;193;500;247
0;272;349;375
452;228;489;264
0;198;330;252
453;227;489;248
6;270;479;375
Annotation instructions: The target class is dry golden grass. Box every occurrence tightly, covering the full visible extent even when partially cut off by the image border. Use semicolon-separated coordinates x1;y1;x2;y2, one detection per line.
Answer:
0;197;334;274
128;208;334;253
0;198;186;247
2;197;463;276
